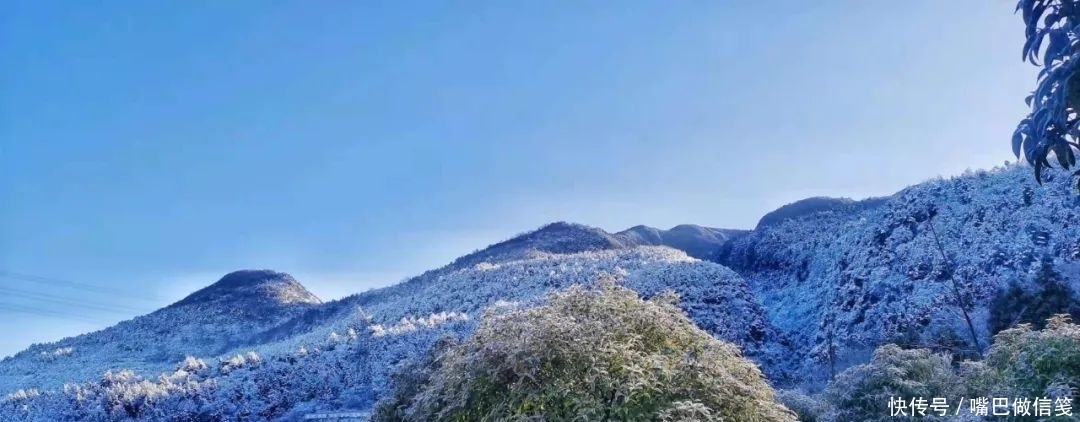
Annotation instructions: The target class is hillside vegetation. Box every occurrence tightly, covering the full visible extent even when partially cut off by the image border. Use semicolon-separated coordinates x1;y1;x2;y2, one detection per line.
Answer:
5;165;1080;420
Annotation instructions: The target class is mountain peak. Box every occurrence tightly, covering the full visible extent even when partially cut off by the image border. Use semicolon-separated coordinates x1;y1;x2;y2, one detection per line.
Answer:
511;221;626;251
450;221;747;268
449;222;626;268
754;196;889;229
173;270;321;308
532;221;614;239
614;224;746;260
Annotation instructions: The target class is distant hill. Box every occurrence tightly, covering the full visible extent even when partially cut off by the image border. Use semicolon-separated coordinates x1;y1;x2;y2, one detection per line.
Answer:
0;270;321;392
754;196;889;230
0;246;787;420
446;221;745;267
720;165;1080;386
616;224;746;259
6;164;1080;420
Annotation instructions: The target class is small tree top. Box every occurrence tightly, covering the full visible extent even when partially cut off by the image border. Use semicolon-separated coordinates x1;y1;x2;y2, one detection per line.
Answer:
373;281;796;422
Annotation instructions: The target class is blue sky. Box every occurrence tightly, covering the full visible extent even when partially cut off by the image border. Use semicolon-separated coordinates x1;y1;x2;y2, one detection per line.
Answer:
1;1;1035;357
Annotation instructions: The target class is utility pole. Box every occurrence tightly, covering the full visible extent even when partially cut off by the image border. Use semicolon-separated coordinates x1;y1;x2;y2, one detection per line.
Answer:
926;213;983;355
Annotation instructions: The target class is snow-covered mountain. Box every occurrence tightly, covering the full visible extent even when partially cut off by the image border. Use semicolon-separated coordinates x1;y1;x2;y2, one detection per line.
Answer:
0;224;763;420
445;221;742;266
174;270;321;308
4;163;1080;420
752;196;890;230
615;224;746;259
718;164;1080;387
0;270;322;393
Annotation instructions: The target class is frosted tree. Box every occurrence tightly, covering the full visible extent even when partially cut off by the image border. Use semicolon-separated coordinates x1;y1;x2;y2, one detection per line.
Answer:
372;281;796;422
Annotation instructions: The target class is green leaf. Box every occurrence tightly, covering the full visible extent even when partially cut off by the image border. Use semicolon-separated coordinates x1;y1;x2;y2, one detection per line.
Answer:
1035;158;1046;184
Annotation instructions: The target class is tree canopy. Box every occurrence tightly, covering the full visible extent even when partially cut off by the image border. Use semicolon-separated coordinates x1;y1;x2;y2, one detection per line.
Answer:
372;281;796;422
1014;0;1080;185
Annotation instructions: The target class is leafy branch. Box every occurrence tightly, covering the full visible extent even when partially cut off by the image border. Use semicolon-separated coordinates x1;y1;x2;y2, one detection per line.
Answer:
1014;0;1080;187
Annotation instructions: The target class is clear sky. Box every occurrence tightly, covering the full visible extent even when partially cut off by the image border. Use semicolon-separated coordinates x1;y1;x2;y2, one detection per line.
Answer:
0;1;1036;357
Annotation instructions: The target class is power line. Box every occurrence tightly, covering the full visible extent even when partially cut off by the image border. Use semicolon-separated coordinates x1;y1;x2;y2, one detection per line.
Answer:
0;285;152;315
0;270;163;323
0;270;161;303
0;301;115;325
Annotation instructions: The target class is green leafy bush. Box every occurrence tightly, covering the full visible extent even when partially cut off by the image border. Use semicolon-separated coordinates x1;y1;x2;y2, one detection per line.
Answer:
775;389;828;422
986;314;1080;403
818;316;1080;421
1014;0;1080;185
372;281;796;422
822;345;960;422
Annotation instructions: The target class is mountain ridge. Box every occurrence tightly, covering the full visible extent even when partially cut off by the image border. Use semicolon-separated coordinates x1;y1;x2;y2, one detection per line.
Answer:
615;223;747;259
172;269;322;308
0;270;325;392
7;163;1078;420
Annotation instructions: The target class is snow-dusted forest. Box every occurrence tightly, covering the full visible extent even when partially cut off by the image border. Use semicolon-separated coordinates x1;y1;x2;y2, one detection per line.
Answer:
3;164;1080;420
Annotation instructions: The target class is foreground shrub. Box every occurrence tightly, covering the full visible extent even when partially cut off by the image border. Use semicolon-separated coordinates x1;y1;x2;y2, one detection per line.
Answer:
818;315;1080;421
775;389;828;422
987;314;1080;403
823;344;960;422
372;281;796;422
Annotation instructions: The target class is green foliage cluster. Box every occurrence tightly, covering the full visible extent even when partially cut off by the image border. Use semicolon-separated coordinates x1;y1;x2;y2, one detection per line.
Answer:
820;345;965;422
774;389;828;422
372;281;796;422
803;315;1080;421
1014;0;1080;186
369;264;1080;421
987;315;1080;405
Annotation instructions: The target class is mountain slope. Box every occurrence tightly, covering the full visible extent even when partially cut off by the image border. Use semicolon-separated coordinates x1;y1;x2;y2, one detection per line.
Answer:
173;269;321;308
719;164;1080;386
0;246;787;421
6;163;1078;419
753;196;889;229
447;222;627;269
0;270;321;392
445;221;745;268
0;222;749;398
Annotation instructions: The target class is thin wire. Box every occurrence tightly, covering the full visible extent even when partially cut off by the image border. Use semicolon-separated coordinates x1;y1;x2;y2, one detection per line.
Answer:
0;286;151;315
0;270;161;303
0;302;114;324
